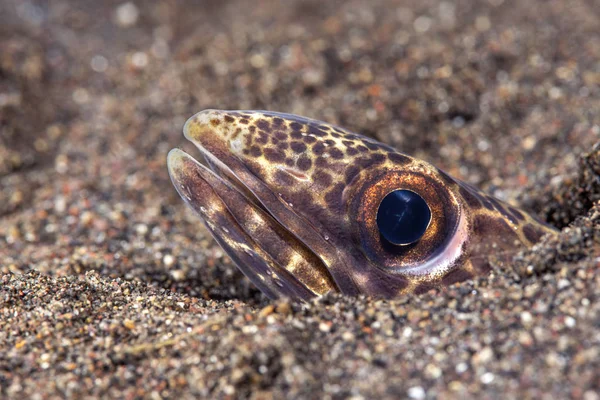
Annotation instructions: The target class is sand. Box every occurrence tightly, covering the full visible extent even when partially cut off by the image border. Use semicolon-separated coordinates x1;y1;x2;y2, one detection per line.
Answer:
1;0;599;398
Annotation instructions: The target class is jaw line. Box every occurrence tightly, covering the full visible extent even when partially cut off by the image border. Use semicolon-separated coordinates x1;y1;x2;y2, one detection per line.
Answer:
168;148;339;299
181;122;357;295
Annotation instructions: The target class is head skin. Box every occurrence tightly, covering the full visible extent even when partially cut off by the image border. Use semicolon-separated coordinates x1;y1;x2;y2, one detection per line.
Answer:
167;110;557;300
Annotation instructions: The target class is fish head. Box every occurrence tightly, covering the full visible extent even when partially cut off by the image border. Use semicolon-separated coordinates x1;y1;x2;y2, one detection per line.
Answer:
168;110;556;300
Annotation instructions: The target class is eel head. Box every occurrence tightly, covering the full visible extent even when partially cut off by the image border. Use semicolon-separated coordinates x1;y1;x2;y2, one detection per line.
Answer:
168;110;556;300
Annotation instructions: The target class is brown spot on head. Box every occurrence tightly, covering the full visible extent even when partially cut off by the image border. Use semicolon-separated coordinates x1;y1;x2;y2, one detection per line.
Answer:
290;122;302;131
371;153;386;164
308;125;327;137
250;146;262;157
482;198;494;210
224;115;235;123
508;206;525;221
365;142;380;151
315;157;330;168
210;119;221;127
275;131;287;141
297;156;312;171
313;142;326;155
329;148;344;159
313;170;332;187
356;157;379;169
357;145;369;153
388;153;411;165
273;117;284;127
264;148;285;163
346;147;359;156
487;196;507;215
303;135;317;144
240;118;250;124
523;223;544;243
257;119;270;131
290;141;307;154
256;131;269;145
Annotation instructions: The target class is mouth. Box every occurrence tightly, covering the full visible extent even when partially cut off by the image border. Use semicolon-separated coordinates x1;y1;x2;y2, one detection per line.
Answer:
167;111;338;300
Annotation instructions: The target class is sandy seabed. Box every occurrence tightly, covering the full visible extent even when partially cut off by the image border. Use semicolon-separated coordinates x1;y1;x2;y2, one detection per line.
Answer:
1;0;599;398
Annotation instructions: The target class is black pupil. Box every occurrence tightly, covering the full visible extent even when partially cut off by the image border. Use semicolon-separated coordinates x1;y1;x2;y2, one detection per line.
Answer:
376;189;431;245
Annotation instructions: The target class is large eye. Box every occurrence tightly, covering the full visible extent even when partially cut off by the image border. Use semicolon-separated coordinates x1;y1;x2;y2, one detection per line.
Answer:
354;170;461;272
376;189;431;245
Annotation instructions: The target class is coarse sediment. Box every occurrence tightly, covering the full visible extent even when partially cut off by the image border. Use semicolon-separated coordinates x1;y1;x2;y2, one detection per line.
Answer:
1;0;599;398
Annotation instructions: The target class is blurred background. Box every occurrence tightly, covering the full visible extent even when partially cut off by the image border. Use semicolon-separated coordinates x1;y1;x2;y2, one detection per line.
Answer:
1;1;599;398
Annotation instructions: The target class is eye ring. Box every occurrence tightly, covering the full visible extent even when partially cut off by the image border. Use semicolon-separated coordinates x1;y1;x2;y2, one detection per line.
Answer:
376;189;431;246
353;170;461;272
